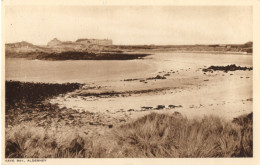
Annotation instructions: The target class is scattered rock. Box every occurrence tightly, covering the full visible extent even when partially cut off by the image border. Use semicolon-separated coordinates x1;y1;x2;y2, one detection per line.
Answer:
155;105;165;110
163;73;170;76
124;78;139;82
68;114;74;120
147;75;167;80
202;64;253;73
141;106;153;110
168;105;182;108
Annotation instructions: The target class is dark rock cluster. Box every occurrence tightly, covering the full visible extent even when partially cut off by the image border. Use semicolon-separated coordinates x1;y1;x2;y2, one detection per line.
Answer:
202;64;253;73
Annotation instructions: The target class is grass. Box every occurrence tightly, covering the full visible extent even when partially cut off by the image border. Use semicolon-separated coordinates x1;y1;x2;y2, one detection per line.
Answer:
5;112;253;158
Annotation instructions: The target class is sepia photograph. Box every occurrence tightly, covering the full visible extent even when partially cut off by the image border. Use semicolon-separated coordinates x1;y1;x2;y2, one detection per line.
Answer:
2;1;258;163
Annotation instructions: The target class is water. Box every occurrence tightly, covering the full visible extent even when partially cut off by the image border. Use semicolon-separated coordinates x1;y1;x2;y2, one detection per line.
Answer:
5;58;156;83
5;52;252;83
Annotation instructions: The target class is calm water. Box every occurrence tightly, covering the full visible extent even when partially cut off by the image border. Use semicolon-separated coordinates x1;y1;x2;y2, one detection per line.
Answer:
5;58;156;83
5;52;252;83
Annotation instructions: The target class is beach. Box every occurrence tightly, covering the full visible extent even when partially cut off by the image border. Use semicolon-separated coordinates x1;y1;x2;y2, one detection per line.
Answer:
6;52;252;120
5;51;253;158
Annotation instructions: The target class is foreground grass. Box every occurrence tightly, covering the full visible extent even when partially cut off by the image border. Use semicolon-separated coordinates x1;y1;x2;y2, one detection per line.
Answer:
5;112;252;158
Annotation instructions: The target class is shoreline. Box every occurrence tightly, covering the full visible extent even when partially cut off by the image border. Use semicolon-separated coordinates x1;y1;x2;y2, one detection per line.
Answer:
4;53;253;158
5;50;252;62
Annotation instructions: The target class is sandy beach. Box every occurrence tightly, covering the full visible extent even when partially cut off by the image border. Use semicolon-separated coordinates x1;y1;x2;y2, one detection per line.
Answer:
41;52;252;121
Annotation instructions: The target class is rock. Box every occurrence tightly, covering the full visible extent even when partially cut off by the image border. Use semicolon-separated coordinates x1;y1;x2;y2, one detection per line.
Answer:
168;105;182;109
141;106;153;110
68;114;74;120
202;64;253;72
155;105;165;110
146;75;167;80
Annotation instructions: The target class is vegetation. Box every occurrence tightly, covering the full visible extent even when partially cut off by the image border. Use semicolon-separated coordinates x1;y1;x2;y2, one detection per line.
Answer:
5;112;253;158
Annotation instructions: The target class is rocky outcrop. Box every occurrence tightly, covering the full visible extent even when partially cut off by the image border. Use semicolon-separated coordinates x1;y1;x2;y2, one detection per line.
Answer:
47;38;62;47
202;64;253;73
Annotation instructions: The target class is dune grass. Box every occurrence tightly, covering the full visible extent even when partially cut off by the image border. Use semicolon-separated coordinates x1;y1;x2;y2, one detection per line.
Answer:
5;112;252;158
110;113;252;157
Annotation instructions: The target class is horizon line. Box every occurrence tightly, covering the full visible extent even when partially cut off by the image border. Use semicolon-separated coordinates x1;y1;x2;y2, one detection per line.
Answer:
5;40;253;46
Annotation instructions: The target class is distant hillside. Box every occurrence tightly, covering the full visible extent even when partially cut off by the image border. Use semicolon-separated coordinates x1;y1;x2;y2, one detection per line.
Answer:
5;40;149;60
5;41;49;53
6;41;35;48
5;40;252;60
244;41;253;47
110;41;253;54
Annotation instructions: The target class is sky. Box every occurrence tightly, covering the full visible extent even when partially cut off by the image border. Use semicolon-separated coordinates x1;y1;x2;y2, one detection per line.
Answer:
5;6;252;45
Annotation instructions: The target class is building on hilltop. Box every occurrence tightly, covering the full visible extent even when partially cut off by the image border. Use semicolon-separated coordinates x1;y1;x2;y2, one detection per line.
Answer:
75;38;113;46
47;38;113;48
